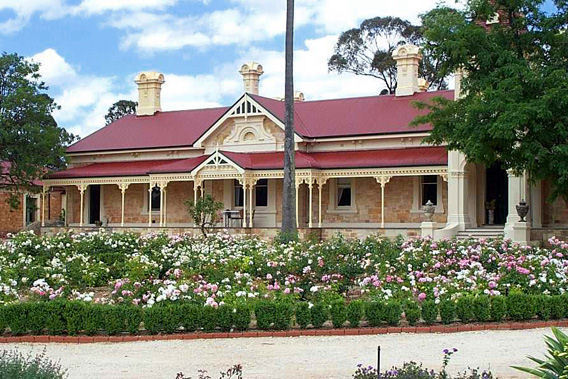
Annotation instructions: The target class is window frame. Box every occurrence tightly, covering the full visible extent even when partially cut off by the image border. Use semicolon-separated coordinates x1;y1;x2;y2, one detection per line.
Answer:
327;178;357;213
421;175;438;207
255;179;268;208
233;180;244;208
149;185;161;213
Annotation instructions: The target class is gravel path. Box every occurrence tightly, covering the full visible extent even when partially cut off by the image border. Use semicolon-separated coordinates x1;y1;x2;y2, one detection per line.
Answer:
0;328;559;378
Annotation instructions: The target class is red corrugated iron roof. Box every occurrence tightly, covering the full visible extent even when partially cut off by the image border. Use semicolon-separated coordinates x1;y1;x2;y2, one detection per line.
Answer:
48;147;447;179
250;90;454;138
48;159;194;179
222;147;447;170
67;107;228;154
66;91;454;154
148;156;208;174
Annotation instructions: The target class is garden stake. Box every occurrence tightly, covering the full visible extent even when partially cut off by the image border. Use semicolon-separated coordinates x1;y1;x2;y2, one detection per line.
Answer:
377;345;381;379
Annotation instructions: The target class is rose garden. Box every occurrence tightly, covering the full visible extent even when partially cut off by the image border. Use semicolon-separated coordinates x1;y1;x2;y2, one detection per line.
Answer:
0;230;567;338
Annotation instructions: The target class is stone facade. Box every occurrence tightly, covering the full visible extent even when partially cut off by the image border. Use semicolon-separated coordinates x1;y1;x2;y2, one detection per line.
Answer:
0;189;62;236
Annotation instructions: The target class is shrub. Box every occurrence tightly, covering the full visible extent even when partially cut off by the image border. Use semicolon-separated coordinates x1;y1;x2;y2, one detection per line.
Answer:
472;296;491;322
347;300;364;327
507;293;535;321
439;299;456;325
534;296;552;321
384;301;402;326
64;301;86;335
233;304;251;331
365;302;385;327
549;295;565;320
5;303;28;335
179;303;201;332
562;293;568;318
295;302;311;329
44;302;66;336
421;301;438;325
403;301;421;326
254;301;276;330
150;305;180;334
26;302;49;335
310;303;328;328
83;304;104;335
102;306;125;335
456;296;475;323
217;305;234;332
274;301;294;330
490;296;507;322
0;306;6;334
330;300;347;328
0;349;67;379
122;306;143;334
201;306;218;332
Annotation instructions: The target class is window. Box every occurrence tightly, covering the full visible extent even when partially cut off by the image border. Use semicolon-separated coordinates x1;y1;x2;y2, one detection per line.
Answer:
234;180;244;207
421;175;438;206
149;186;161;212
255;179;268;207
336;178;352;207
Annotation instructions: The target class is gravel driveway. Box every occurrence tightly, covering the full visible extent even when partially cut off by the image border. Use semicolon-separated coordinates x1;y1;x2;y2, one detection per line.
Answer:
0;328;559;378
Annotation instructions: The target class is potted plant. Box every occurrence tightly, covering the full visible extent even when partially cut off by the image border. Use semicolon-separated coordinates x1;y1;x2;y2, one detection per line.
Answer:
485;199;496;225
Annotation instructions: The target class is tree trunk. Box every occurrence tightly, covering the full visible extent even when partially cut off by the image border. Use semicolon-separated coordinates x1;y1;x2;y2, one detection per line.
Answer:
281;0;297;237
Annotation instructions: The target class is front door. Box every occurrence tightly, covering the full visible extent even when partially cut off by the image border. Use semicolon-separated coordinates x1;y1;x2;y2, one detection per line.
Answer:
89;185;101;224
485;164;508;225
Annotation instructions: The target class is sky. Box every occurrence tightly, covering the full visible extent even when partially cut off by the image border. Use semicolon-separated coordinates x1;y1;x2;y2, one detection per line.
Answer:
0;0;557;138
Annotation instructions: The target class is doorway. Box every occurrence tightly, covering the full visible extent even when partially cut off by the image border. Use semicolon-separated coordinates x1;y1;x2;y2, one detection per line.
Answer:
25;196;38;225
89;185;101;224
485;164;508;225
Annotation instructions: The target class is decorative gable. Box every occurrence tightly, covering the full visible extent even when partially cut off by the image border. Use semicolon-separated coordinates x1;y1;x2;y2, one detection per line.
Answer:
194;94;302;150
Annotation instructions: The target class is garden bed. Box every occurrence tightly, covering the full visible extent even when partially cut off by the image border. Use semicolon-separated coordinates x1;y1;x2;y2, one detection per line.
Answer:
0;231;567;338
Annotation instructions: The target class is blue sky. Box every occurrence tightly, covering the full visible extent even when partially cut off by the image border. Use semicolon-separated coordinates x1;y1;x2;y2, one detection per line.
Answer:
0;0;557;137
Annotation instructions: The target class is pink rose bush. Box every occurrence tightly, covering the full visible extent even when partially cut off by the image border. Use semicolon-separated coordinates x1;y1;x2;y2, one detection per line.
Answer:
0;230;567;307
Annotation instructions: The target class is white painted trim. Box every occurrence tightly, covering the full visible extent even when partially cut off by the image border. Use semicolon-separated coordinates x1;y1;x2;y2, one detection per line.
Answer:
328;178;357;213
194;94;303;147
190;151;245;176
411;175;445;214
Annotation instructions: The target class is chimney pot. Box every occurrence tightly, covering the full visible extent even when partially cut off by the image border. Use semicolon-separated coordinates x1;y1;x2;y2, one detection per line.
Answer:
239;62;263;95
392;44;422;97
135;72;165;116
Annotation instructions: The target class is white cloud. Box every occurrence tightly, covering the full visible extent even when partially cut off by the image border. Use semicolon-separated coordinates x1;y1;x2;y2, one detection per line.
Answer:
0;0;68;33
29;49;134;137
28;49;241;138
107;0;459;53
238;35;386;101
73;0;178;15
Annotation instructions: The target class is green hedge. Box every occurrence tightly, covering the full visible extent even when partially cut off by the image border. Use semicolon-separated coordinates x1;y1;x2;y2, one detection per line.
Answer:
0;293;566;336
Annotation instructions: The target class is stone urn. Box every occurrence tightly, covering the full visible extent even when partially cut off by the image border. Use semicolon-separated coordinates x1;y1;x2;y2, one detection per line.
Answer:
423;200;436;222
516;200;529;222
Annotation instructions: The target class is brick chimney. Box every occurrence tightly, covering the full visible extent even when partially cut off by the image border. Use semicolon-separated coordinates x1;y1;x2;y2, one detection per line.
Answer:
239;62;263;95
135;72;165;116
392;44;422;97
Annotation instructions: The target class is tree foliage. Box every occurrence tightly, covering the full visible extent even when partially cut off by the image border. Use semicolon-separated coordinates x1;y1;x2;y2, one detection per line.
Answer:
184;194;223;237
413;0;568;200
105;100;137;125
328;16;448;94
0;52;75;207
